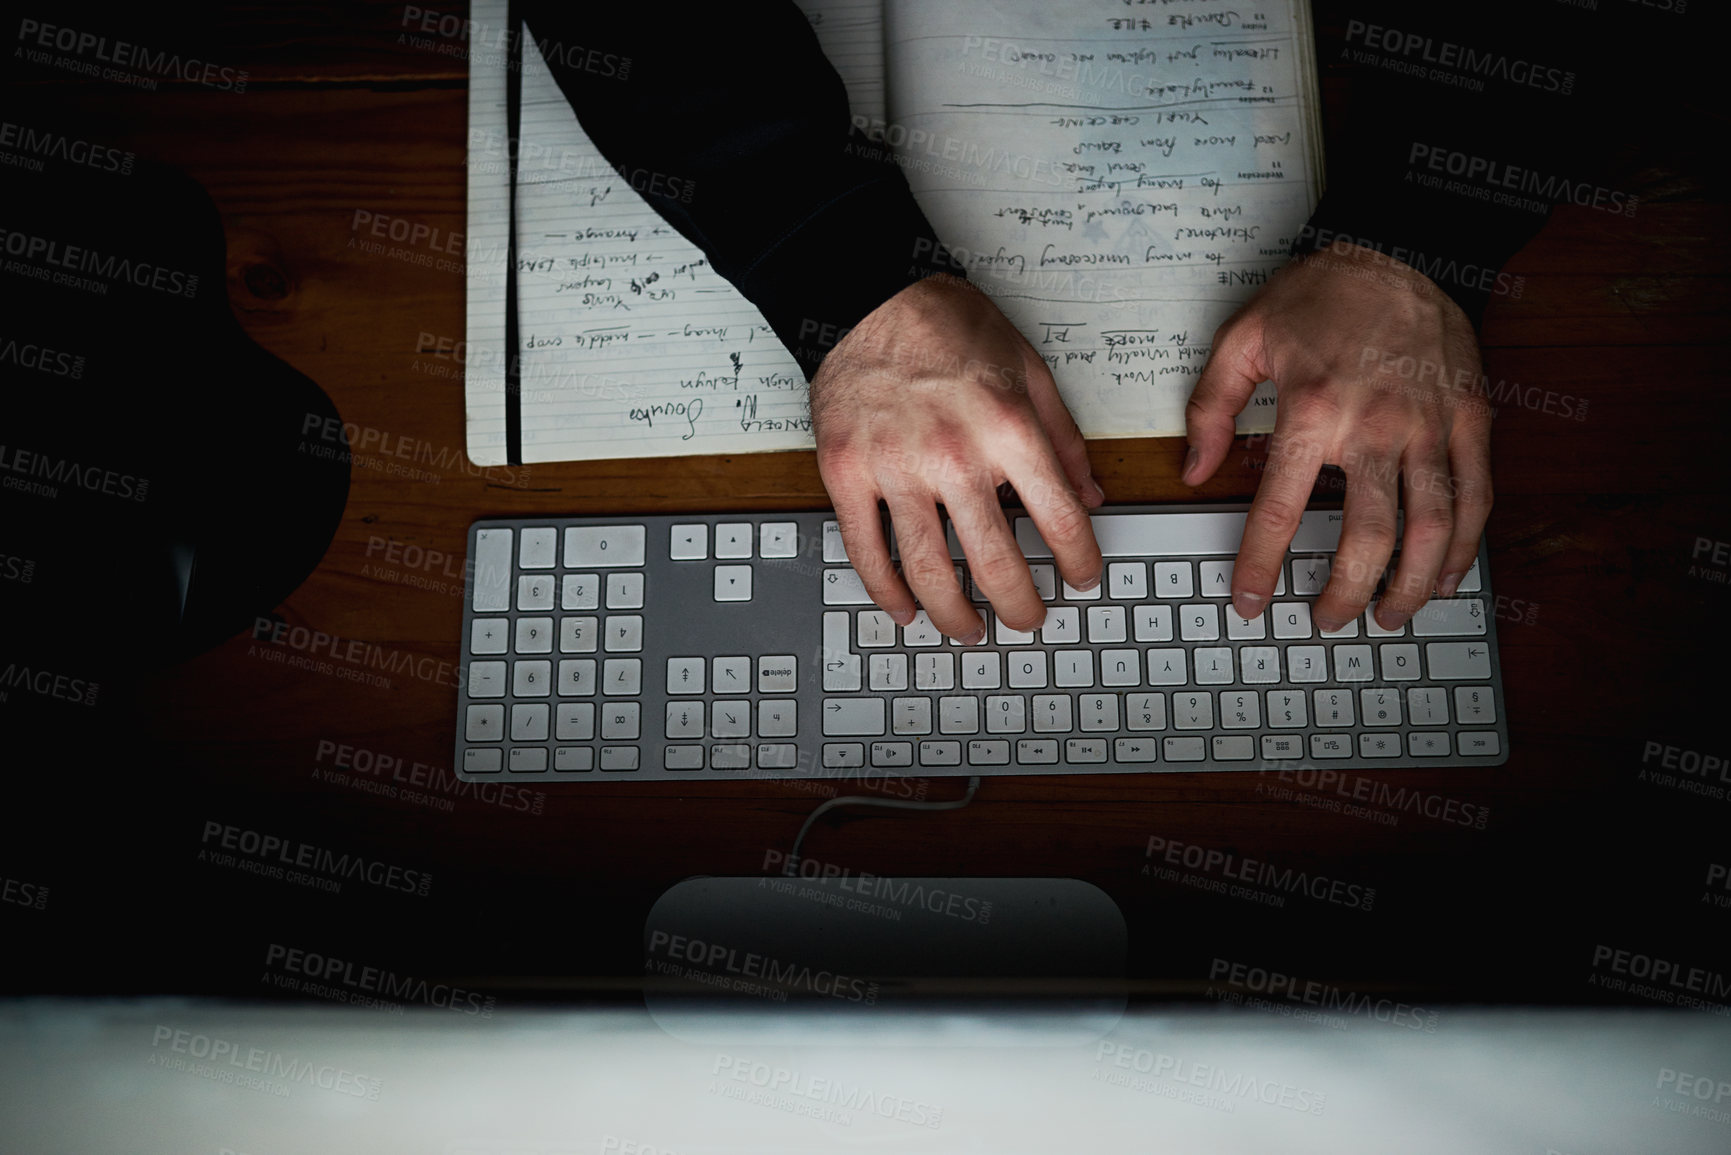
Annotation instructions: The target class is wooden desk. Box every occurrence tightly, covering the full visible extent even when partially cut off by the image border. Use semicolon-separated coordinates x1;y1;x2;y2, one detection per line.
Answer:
5;1;1727;1004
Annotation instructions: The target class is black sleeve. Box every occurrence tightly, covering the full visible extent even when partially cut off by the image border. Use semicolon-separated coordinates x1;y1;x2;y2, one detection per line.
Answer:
518;0;961;379
1294;0;1658;327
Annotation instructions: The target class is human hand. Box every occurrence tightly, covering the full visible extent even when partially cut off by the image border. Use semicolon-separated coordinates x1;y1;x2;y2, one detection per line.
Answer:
810;274;1105;643
1182;242;1493;632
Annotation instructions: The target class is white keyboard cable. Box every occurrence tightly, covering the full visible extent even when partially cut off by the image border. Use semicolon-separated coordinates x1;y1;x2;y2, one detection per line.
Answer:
782;776;982;876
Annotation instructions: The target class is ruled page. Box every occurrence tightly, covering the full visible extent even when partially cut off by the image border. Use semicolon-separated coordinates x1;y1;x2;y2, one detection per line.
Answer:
884;0;1323;438
464;0;882;464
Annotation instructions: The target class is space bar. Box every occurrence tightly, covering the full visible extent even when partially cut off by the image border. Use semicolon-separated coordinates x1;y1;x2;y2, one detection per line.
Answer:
1014;511;1344;558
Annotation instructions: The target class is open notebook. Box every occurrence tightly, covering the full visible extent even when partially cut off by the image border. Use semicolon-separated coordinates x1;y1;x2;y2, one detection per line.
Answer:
464;0;1323;465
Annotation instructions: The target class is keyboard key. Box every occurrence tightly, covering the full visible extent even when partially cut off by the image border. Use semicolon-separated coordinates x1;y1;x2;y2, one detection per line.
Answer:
1179;604;1219;641
669;524;708;560
1033;694;1073;732
1313;689;1354;727
464;748;502;774
1287;646;1327;683
558;659;596;697
1454;686;1496;724
712;656;750;692
1087;605;1128;643
1272;603;1312;639
1266;690;1307;728
1457;558;1482;593
513;618;552;654
518;527;557;569
664;745;705;771
1359;733;1400;759
759;522;797;558
823;567;873;604
1194;648;1233;685
561;574;599;611
1079;693;1120;732
598;746;639;772
1225;607;1266;640
1154;562;1194;598
665;701;704;739
710;744;751;769
512;660;551;697
1062;577;1102;601
1219;691;1260;729
602;659;641;695
1262;735;1303;760
472;528;512;611
871;741;913;768
904;611;944;647
1408;732;1450;758
713;565;752;602
1132;604;1174;642
1042;607;1082;645
1116;738;1159;763
1333;644;1374;682
1126;693;1165;731
508;747;548;773
518;575;555;611
1426;642;1492;680
712;700;751;739
565;526;645;568
604;616;643;652
1018;739;1059;765
939;696;980;734
824;697;886;736
892;697;933;735
1240;647;1280;684
465;704;504;741
714;523;752;559
1054;650;1094;688
1199;560;1234;597
1292;557;1330;596
1411;598;1487;637
859;610;897;647
920;740;962;766
1360;688;1401;727
823;743;864;768
667;657;704;695
822;520;848;562
1365;599;1405;637
557;703;595;740
995;615;1035;646
962;652;1002;690
1213;735;1256;761
1380;643;1421;681
1172;692;1212;730
967;740;1011;766
467;661;507;698
1147;649;1186;686
600;703;640;740
869;653;909;691
985;695;1027;734
470;618;509;655
1458;731;1500;757
510;703;550;741
1108;562;1147;600
915;652;954;690
554;746;594;772
758;700;797;738
1100;649;1140;687
605;573;645;609
758;744;799;769
1066;738;1108;764
822;613;861;692
1310;734;1352;759
1029;564;1058;600
1407;687;1449;726
559;617;598;654
1319;618;1359;639
756;655;798;693
1163;737;1207;762
1008;650;1049;688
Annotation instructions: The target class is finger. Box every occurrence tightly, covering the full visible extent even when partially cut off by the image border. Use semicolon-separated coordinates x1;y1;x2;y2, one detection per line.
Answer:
1007;440;1103;596
885;494;979;641
1232;409;1329;619
1183;315;1264;486
1316;456;1400;632
1438;417;1493;597
944;483;1045;636
1021;351;1103;507
826;477;913;626
1376;441;1456;629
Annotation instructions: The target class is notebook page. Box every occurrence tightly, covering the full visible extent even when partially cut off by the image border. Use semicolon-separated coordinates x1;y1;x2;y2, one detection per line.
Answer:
884;0;1322;439
464;0;883;465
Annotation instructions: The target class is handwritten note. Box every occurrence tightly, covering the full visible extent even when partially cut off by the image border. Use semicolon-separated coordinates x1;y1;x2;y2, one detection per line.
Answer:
463;0;882;464
884;0;1321;437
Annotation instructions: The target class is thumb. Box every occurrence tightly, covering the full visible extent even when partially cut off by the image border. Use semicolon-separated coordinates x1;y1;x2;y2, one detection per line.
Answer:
1183;317;1266;486
1019;350;1102;507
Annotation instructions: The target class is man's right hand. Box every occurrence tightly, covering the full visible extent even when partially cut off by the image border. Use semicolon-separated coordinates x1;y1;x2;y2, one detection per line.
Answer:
809;275;1104;644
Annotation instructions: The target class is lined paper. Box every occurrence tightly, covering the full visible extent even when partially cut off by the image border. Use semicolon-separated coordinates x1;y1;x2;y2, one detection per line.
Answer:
885;0;1322;438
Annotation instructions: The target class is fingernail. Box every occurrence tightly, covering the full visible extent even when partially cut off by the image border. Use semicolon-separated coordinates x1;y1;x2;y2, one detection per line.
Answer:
1315;615;1344;634
1376;605;1411;631
1182;446;1200;483
890;607;915;627
1233;591;1265;619
1075;572;1102;592
1087;476;1105;505
1438;571;1463;598
959;625;986;647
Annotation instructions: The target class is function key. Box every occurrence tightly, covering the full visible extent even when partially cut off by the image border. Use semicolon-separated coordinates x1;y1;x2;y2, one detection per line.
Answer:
822;520;849;563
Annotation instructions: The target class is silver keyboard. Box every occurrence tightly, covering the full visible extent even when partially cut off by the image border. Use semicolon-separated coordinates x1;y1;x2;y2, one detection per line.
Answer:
452;505;1509;782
